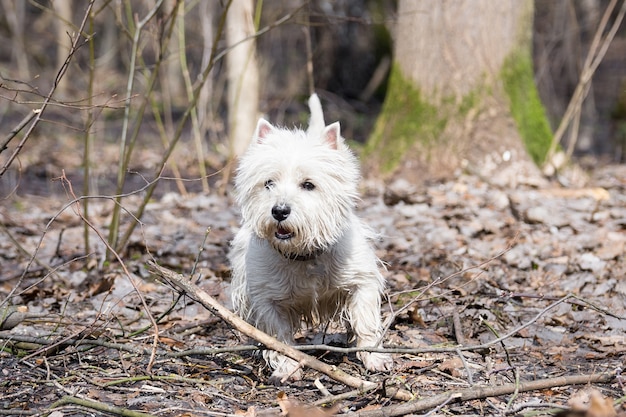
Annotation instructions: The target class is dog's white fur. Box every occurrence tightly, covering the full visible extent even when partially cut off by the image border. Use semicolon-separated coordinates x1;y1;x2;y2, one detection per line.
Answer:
229;94;392;382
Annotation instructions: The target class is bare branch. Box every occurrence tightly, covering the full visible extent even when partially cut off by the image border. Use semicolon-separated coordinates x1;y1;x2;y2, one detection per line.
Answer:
0;0;96;178
545;0;626;169
148;260;413;401
339;373;614;417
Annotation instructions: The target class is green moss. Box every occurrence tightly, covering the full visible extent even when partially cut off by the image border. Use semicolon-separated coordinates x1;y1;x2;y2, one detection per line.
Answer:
365;64;447;173
366;64;488;173
367;2;547;172
458;90;479;117
501;51;552;165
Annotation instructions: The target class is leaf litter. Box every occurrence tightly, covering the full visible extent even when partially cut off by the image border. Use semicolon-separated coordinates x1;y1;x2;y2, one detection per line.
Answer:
1;165;626;416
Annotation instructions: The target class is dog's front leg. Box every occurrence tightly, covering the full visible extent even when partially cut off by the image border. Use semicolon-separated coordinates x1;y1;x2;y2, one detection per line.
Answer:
252;302;303;383
346;282;393;372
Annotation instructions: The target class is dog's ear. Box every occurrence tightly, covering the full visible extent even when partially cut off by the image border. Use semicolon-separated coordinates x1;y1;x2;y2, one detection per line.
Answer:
322;122;342;150
254;118;274;144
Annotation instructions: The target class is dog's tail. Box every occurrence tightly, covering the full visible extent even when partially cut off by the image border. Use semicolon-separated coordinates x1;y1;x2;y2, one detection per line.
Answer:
307;93;325;138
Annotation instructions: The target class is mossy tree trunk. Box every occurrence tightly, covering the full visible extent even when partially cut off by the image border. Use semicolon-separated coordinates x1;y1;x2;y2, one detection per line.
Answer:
366;0;552;184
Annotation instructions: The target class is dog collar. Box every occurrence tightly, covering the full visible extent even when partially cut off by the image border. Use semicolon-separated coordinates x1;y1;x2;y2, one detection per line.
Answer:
283;250;323;262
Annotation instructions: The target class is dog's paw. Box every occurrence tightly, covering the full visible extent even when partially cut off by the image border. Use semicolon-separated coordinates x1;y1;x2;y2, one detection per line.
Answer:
266;354;302;385
269;366;303;385
358;351;393;372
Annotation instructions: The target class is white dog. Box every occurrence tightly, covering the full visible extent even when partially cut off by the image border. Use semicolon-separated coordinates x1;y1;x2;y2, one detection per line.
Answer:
229;94;392;383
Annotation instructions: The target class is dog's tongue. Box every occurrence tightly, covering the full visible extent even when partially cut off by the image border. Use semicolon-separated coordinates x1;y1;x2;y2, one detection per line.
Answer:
276;225;293;240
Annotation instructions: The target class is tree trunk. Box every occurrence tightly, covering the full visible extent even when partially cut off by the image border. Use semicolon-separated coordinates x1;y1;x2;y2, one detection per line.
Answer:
54;0;73;97
366;0;552;186
226;0;259;158
1;0;29;78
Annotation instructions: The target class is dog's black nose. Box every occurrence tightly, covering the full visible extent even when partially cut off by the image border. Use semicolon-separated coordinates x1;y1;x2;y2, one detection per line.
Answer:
272;204;291;221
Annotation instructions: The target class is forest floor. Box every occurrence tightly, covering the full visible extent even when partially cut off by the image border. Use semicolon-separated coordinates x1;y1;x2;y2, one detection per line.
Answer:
1;158;626;417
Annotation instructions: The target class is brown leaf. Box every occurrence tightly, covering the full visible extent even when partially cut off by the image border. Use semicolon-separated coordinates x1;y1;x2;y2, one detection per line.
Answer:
408;307;426;326
159;336;185;349
587;390;616;417
87;274;115;296
277;392;338;417
234;407;257;416
561;389;617;417
438;357;464;377
399;359;432;371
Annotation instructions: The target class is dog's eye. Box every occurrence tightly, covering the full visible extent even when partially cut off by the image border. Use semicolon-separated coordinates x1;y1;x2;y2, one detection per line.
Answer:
264;180;275;189
301;181;315;191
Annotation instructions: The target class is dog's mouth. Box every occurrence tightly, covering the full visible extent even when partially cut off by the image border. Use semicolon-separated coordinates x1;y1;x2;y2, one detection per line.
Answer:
275;225;294;240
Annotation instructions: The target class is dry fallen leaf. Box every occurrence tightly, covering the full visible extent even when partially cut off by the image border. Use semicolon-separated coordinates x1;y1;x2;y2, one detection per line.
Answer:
234;406;257;416
438;357;464;378
587;390;617;417
277;392;338;417
408;306;426;326
558;388;617;417
0;305;48;330
158;336;185;349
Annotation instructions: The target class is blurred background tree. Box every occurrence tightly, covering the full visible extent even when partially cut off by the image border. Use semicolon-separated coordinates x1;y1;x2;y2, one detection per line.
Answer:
0;0;624;201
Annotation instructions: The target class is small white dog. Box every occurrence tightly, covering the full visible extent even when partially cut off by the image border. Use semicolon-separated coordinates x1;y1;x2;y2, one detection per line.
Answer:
229;94;392;383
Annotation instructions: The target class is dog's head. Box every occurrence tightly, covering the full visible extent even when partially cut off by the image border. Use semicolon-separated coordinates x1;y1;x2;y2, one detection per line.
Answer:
234;117;361;259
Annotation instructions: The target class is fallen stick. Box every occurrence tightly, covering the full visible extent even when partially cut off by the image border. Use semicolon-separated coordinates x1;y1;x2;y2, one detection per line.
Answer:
339;372;614;417
147;261;412;401
50;396;156;417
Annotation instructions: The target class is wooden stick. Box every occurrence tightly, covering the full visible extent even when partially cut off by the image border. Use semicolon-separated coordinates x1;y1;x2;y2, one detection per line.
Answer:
339;372;614;417
147;261;412;401
50;396;156;417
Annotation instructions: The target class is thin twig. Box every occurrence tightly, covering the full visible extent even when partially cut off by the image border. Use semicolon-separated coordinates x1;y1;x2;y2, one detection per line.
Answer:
504;401;569;415
455;348;474;386
312;387;367;407
59;172;161;372
505;368;522;411
423;393;459;417
545;0;626;166
114;1;232;254
0;109;37;155
380;240;515;344
452;309;465;345
0;288;589;368
177;1;210;193
81;5;97;254
0;222;58;281
0;1;95;178
480;315;513;366
191;227;212;278
170;290;606;355
468;293;574;351
108;0;167;254
0;331;154;356
0;170;179;310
